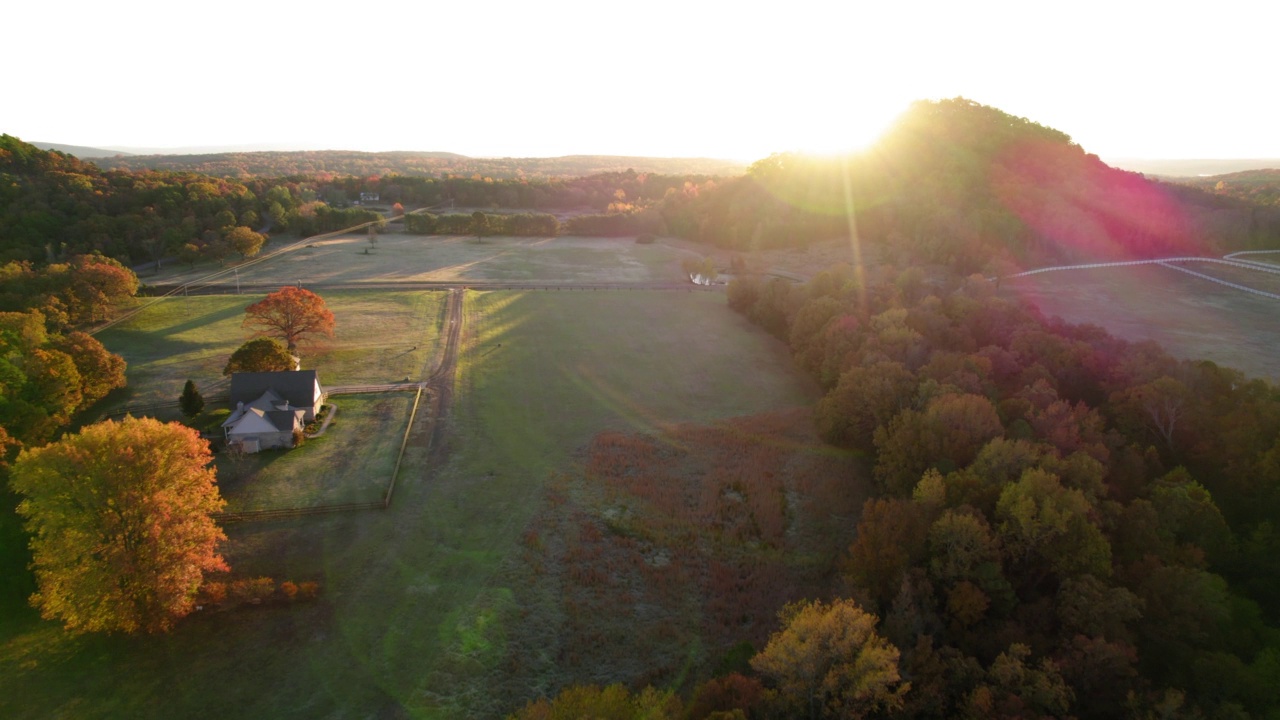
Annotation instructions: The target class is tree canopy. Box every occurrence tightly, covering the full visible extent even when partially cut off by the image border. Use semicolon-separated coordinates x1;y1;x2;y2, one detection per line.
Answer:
242;287;334;353
223;337;296;375
0;310;126;446
10;416;227;634
724;256;1280;717
751;598;908;719
225;226;265;259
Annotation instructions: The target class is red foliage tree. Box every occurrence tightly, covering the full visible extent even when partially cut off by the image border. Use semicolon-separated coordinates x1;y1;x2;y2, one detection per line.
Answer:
242;286;335;353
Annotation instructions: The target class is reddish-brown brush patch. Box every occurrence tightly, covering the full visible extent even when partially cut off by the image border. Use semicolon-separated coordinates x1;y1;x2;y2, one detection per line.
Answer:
492;408;869;704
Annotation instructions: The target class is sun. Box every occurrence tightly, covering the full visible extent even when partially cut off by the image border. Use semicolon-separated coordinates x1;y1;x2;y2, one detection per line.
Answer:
791;110;900;158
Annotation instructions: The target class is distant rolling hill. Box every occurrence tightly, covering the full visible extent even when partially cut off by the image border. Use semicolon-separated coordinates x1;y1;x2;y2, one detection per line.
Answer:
30;142;133;159
88;150;747;180
1108;157;1280;177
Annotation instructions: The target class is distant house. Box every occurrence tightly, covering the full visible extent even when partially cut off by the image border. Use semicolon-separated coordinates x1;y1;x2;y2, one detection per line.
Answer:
359;192;380;204
222;371;325;453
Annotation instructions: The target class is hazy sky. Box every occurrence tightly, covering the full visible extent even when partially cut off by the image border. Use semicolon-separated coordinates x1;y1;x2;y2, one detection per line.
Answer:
6;0;1277;160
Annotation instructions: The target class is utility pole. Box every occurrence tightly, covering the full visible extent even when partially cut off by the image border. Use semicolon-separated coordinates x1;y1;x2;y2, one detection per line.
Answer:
235;268;240;295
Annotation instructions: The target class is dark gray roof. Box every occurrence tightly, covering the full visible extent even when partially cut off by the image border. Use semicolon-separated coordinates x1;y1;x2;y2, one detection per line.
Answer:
266;409;303;433
229;370;322;409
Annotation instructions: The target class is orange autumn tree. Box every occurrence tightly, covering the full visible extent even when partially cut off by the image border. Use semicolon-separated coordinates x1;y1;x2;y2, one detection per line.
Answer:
11;417;227;634
242;286;335;354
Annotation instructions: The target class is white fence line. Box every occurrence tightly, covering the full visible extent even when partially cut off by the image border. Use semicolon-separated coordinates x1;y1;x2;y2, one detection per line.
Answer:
1010;255;1280;278
1224;249;1280;259
1156;262;1280;300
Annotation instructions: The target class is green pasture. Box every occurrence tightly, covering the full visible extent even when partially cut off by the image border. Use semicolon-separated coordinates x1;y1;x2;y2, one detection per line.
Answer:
0;289;814;719
1190;261;1280;295
145;233;704;286
94;290;445;406
1007;264;1280;381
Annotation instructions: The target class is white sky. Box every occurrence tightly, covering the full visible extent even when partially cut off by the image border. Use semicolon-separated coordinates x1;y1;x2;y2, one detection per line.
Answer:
4;0;1277;161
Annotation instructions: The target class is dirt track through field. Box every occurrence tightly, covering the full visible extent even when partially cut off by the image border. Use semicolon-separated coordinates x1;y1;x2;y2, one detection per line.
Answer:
410;288;463;470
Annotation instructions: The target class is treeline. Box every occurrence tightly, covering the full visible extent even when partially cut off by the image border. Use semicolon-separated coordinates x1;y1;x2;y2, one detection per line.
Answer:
0;136;724;265
1179;169;1280;209
717;264;1280;717
316;170;711;214
405;211;559;236
90;150;746;182
0;254;137;328
297;205;382;235
0;261;135;620
402;209;676;238
0;135;294;267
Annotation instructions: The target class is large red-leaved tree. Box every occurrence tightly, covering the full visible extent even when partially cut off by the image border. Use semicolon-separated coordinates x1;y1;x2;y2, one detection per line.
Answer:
242;286;335;353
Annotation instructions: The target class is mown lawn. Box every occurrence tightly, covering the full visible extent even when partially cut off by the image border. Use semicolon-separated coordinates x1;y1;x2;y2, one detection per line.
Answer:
94;290;445;407
214;393;416;512
0;290;816;719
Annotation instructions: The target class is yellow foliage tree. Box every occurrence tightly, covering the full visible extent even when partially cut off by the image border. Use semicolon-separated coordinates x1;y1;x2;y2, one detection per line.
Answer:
11;417;228;634
751;598;909;720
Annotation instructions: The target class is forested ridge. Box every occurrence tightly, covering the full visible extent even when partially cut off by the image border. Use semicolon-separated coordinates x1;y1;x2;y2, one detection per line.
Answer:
89;150;747;182
654;100;1280;271
0;134;717;265
5;100;1278;272
1178;169;1280;210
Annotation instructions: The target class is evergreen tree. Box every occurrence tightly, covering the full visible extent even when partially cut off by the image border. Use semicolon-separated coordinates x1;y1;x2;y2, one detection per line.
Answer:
179;379;204;419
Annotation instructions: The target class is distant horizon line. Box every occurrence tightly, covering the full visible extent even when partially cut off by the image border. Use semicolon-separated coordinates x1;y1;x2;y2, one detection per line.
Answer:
23;140;1280;177
32;140;757;162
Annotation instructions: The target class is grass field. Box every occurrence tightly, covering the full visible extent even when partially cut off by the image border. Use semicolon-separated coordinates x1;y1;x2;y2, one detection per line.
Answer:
95;290;445;406
1007;264;1280;381
1182;261;1280;295
215;393;416;512
491;409;866;702
147;233;706;286
0;289;818;719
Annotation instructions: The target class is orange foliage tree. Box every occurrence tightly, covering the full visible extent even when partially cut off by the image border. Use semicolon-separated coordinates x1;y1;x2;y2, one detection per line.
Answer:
10;417;227;634
242;286;335;353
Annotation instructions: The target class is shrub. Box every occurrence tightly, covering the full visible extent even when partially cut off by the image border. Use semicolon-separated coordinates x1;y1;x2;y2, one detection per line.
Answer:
198;581;228;606
230;577;277;604
280;581;298;601
297;581;320;600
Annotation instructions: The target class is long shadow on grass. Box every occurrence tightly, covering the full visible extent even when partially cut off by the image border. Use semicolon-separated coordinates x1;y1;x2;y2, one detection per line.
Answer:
151;302;249;337
97;329;208;364
213;450;289;511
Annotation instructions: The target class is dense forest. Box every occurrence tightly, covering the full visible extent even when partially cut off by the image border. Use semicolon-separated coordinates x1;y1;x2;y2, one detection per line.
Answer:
89;151;747;182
